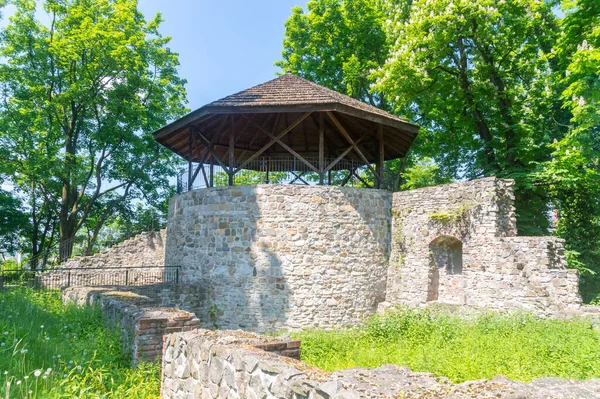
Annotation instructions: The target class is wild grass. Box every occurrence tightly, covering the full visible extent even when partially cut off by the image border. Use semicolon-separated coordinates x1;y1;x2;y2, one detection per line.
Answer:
0;288;160;399
292;308;600;383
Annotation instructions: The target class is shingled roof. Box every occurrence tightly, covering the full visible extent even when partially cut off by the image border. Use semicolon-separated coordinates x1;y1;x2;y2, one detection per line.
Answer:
154;73;417;141
205;73;412;126
153;73;418;174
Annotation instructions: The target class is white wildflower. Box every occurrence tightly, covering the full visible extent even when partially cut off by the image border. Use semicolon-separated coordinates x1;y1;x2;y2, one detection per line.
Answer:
16;380;21;385
34;370;42;377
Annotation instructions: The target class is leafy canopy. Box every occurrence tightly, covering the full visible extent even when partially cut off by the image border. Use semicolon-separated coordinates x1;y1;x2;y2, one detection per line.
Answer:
0;0;188;262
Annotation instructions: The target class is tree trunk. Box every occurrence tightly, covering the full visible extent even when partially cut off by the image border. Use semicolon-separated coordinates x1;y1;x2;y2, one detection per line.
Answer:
456;37;499;173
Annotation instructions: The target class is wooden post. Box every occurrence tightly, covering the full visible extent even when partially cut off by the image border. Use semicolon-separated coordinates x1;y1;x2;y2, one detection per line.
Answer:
328;170;332;185
209;158;214;188
319;113;325;185
265;157;270;184
377;125;384;189
188;128;193;191
228;115;235;186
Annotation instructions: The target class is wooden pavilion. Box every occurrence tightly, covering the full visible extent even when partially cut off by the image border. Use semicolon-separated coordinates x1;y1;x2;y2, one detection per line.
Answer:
153;73;419;191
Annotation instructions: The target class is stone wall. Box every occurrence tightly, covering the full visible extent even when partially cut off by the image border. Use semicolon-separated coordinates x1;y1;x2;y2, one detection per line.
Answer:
384;177;582;315
161;329;600;399
166;185;391;332
63;285;201;366
42;230;168;288
63;229;167;268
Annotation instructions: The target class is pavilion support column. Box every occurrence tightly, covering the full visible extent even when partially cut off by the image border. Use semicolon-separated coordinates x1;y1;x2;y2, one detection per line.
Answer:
209;158;214;188
319;113;325;185
328;170;332;185
376;125;384;189
265;158;270;184
187;128;193;191
228;115;235;186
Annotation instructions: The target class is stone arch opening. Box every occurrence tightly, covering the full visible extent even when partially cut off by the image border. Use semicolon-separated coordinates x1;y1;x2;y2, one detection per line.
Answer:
427;236;463;302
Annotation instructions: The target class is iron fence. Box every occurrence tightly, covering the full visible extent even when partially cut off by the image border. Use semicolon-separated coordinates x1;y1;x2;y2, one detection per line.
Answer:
0;266;181;290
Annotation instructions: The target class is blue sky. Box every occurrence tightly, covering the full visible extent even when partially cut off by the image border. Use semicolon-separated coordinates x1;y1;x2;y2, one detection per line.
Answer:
138;0;307;112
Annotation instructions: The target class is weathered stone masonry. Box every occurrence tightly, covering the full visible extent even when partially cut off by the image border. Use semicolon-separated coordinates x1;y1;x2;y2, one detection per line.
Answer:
63;177;586;333
64;229;166;268
63;285;201;365
161;329;600;399
166;178;583;331
384;177;582;316
166;185;391;332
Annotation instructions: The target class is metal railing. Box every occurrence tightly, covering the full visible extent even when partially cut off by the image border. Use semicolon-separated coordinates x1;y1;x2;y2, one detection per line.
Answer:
0;266;181;290
177;156;374;194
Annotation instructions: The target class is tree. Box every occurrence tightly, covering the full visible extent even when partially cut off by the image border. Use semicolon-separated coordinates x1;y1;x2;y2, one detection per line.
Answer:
0;187;29;260
375;0;563;235
538;0;600;302
277;0;389;106
0;0;188;264
277;0;444;189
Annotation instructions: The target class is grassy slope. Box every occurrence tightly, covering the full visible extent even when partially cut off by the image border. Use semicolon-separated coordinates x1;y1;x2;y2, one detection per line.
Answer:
0;288;160;399
292;308;600;383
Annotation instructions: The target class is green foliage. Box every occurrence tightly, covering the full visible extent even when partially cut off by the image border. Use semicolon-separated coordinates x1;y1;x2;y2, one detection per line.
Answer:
375;0;560;235
536;0;600;302
0;0;188;261
277;0;388;106
293;308;600;383
0;188;29;256
278;0;600;301
401;157;453;190
0;288;160;398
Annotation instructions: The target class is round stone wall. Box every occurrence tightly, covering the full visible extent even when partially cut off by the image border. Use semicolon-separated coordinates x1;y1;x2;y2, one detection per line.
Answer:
165;185;391;332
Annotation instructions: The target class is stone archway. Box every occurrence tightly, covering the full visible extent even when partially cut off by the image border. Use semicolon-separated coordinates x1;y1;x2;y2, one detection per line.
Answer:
427;236;463;303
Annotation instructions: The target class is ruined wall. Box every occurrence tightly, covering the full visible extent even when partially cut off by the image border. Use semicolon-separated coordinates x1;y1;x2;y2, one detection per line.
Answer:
161;329;600;399
42;230;168;288
385;177;582;315
63;285;200;365
166;185;391;332
63;229;166;268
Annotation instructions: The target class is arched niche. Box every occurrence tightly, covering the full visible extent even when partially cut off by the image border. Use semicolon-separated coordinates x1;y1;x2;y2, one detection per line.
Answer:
427;235;463;302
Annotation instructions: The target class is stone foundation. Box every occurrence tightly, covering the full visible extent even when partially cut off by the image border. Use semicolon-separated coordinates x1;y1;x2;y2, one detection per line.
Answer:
161;329;600;399
166;185;391;332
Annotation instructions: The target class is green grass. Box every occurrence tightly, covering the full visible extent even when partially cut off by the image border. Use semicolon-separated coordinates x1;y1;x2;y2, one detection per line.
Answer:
292;308;600;383
0;288;160;399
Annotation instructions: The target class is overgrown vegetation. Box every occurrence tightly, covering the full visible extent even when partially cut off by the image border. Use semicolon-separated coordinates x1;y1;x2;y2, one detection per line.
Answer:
278;0;600;302
0;288;160;398
292;308;600;383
